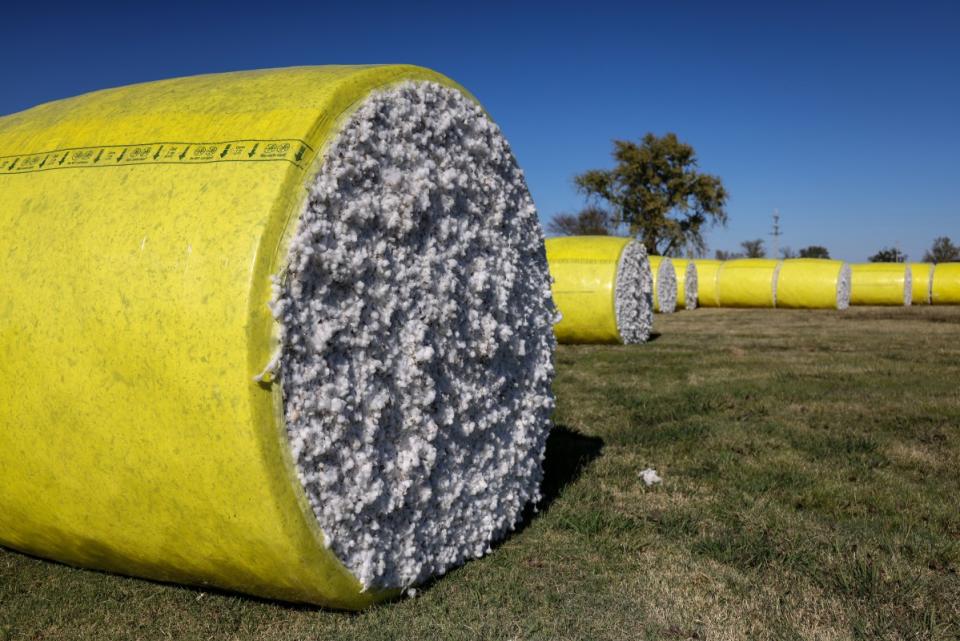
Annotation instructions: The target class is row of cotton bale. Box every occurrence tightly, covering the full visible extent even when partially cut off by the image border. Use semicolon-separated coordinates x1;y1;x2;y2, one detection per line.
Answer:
909;262;960;304
689;258;960;309
685;258;849;309
543;237;707;345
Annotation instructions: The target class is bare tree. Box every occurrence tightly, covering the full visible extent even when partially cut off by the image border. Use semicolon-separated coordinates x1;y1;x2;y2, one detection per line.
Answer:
547;206;619;236
798;245;830;259
741;239;766;258
923;236;960;263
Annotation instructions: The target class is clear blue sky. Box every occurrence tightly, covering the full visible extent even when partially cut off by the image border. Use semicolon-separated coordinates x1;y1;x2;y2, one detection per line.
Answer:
3;1;957;261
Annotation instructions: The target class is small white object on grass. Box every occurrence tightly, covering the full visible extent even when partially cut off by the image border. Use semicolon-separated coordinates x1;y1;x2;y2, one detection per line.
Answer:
638;468;663;486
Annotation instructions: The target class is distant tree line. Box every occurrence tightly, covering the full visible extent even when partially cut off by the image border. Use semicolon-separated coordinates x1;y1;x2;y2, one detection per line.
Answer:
868;237;959;263
713;241;830;261
546;133;956;266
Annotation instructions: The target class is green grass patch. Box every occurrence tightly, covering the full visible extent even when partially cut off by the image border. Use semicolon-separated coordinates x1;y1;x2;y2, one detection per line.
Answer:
2;307;959;639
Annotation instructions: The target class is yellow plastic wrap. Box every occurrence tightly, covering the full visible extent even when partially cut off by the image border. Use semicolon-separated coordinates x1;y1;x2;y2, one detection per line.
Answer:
0;65;473;609
545;236;633;344
849;263;912;306
716;259;782;308
671;258;697;310
692;259;722;307
931;263;960;304
776;259;851;310
910;263;934;304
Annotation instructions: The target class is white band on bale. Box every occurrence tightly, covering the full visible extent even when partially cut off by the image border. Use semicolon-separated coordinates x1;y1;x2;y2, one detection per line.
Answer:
837;263;852;310
273;82;557;590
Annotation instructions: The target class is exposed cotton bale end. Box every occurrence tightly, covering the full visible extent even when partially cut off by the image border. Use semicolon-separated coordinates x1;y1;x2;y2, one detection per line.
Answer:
274;81;557;590
931;263;960;304
545;236;654;344
850;263;913;306
716;259;783;308
672;259;699;310
648;256;678;313
909;263;934;305
692;259;722;307
776;259;852;310
615;240;655;342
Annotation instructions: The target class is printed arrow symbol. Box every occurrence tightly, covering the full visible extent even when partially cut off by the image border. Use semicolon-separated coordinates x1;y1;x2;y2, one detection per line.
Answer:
116;148;127;162
153;145;164;160
248;143;259;158
94;150;103;163
8;159;18;170
59;152;69;165
179;146;190;160
294;145;306;162
220;144;231;158
39;156;48;168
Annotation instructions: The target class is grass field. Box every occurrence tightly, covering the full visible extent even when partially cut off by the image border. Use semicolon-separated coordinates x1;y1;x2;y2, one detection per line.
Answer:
2;307;959;640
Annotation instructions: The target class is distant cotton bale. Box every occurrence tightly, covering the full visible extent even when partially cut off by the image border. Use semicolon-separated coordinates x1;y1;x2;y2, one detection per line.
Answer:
908;263;934;305
692;259;722;307
545;236;654;344
931;263;960;304
671;259;699;310
716;259;783;308
849;263;912;306
648;256;678;313
776;259;851;310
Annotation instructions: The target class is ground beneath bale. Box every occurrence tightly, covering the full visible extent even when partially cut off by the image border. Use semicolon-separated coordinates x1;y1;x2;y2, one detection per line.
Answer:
3;307;959;640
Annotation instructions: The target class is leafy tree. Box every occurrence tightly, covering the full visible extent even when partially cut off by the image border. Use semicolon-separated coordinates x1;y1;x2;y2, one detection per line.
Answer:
798;245;831;259
922;236;960;263
741;239;766;258
547;206;618;236
869;247;907;263
574;133;728;256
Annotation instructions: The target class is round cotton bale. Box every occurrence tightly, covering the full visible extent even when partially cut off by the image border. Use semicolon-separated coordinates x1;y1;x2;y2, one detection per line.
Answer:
849;263;913;306
671;258;699;310
909;263;934;305
931;263;960;304
648;256;678;313
692;259;722;307
716;259;783;308
544;236;653;344
0;66;558;608
776;259;851;310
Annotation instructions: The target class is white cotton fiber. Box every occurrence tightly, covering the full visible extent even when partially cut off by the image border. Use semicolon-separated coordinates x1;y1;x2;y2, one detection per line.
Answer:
270;82;556;590
903;265;913;306
684;262;699;310
836;263;852;310
656;258;678;314
614;240;654;344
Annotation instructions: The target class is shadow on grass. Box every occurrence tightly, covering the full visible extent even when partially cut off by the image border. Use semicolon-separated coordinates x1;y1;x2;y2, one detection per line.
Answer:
536;424;605;513
398;424;605;603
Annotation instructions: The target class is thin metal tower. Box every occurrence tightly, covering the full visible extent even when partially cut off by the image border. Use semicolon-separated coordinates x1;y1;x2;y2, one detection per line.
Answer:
770;209;782;258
